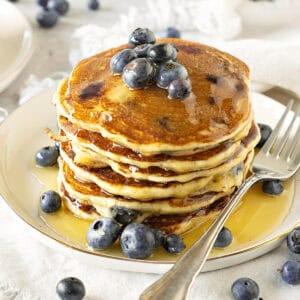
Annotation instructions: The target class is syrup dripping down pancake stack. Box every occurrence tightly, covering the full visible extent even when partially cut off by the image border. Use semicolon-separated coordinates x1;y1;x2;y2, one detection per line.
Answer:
54;38;260;234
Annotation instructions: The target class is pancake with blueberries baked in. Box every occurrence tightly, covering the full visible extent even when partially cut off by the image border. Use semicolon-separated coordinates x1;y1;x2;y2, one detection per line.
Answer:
52;30;260;234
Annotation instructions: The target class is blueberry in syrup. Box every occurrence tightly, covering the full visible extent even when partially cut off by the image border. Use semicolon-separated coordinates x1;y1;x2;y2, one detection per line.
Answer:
56;277;86;300
40;190;61;213
151;228;165;248
168;78;191;100
120;223;155;259
128;28;156;48
147;43;178;63
157;61;188;89
87;217;121;250
214;227;233;248
122;58;156;89
35;146;59;167
262;179;283;195
110;49;137;75
163;234;186;254
111;206;138;225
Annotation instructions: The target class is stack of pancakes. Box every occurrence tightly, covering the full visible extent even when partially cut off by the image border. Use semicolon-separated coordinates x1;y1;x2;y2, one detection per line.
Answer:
54;39;260;234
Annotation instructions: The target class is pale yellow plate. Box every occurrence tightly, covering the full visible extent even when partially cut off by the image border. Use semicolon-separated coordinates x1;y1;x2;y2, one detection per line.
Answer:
0;87;299;274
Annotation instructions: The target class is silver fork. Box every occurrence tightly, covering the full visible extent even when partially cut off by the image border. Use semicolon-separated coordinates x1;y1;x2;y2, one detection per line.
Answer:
140;99;300;300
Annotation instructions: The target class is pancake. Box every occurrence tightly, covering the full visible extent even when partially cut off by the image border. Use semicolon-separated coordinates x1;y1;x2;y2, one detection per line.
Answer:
55;38;251;155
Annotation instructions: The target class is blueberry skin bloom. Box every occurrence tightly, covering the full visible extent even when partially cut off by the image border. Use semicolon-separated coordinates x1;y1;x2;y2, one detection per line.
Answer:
287;227;300;253
161;27;181;38
214;227;233;248
48;0;69;16
231;277;260;300
262;179;283;195
87;218;121;250
110;49;137;75
148;43;178;63
40;190;61;213
122;58;156;89
56;277;85;300
120;223;155;259
128;28;156;48
35;146;59;167
36;9;59;28
157;61;188;89
281;260;300;285
257;123;272;148
168;78;191;100
164;234;186;254
111;206;138;225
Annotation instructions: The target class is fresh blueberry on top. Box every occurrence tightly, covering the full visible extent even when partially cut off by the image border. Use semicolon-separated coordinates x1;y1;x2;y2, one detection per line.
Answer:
35;146;59;167
56;277;85;300
168;78;191;100
36;0;48;8
122;58;156;89
110;49;137;75
120;223;155;259
128;28;156;48
163;234;186;254
134;44;152;58
148;43;178;63
48;0;69;15
36;8;59;28
262;180;283;195
231;277;260;300
156;61;188;89
88;0;100;10
214;227;233;248
151;228;165;248
160;27;181;38
257;123;272;148
287;227;300;254
87;218;121;250
40;190;61;213
111;206;138;225
281;260;300;285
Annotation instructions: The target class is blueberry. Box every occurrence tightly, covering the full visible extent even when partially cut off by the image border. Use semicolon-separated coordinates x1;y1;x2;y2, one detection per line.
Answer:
231;277;260;300
111;206;138;225
168;78;191;100
214;227;233;248
87;0;100;10
148;43;178;63
48;0;69;16
262;180;283;195
40;190;61;213
128;28;156;48
134;44;152;58
55;141;60;152
156;61;188;89
110;49;137;75
287;227;300;254
163;234;186;254
87;218;121;250
35;146;59;167
281;260;300;285
122;58;156;89
257;123;272;148
120;223;155;259
36;9;59;29
151;228;165;248
56;277;85;300
36;0;48;8
160;27;181;38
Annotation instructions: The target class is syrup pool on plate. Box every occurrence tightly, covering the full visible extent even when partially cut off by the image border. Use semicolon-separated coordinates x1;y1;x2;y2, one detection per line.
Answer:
32;164;295;261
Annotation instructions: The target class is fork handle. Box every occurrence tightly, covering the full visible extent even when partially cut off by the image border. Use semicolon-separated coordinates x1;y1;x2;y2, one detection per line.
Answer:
140;174;260;300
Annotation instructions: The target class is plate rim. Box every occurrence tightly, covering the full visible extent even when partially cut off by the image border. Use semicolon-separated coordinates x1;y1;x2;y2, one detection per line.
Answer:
0;87;299;268
0;0;35;93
